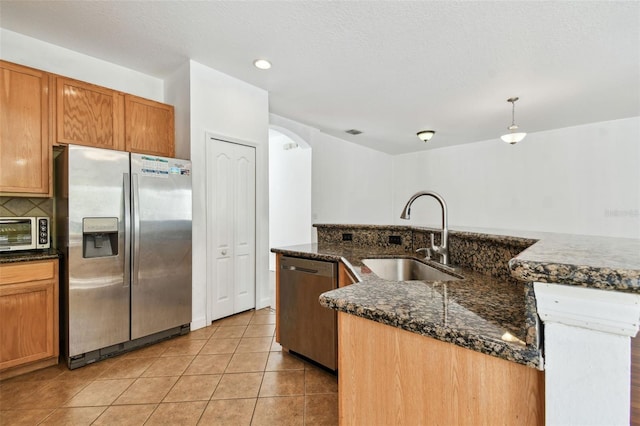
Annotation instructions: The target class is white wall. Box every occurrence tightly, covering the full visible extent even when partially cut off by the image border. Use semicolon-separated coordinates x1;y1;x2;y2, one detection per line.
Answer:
188;60;270;329
270;114;394;231
164;61;191;160
268;129;312;270
392;117;640;239
312;132;394;226
0;28;163;101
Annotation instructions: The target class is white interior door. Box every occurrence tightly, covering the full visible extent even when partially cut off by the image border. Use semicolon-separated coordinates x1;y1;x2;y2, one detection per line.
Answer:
207;138;256;321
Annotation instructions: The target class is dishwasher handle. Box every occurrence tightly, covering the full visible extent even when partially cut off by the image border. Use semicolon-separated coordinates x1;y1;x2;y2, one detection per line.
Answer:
280;256;337;278
282;265;319;274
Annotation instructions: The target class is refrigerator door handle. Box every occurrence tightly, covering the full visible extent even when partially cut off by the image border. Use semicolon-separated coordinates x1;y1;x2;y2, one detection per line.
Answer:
132;173;141;287
123;173;131;288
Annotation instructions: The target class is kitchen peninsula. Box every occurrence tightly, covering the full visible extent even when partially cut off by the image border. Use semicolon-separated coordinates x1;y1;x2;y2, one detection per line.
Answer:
272;224;640;425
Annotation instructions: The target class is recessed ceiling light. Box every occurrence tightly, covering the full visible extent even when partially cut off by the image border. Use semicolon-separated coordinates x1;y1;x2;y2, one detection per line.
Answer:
345;129;363;135
253;59;271;70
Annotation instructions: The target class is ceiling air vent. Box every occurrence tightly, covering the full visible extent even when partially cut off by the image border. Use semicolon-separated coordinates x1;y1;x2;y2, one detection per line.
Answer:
345;129;363;135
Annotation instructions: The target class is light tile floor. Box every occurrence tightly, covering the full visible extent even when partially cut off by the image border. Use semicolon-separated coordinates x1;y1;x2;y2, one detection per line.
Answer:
0;308;338;425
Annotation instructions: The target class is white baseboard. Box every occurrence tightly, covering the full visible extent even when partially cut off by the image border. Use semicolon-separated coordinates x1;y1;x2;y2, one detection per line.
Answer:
190;316;208;331
257;296;272;310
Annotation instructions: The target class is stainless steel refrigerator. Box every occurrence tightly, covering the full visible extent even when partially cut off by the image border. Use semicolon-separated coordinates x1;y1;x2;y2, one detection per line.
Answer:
55;144;192;369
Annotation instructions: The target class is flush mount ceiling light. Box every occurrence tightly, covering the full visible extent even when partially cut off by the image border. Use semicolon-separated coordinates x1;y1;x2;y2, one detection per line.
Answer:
253;59;271;70
417;130;436;142
500;97;526;145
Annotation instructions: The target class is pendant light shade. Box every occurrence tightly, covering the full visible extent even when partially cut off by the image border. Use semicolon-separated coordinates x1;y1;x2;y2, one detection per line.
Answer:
501;97;526;145
417;130;435;142
500;130;527;144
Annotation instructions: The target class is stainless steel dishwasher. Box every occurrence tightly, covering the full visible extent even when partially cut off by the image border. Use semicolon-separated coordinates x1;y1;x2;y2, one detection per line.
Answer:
279;256;337;371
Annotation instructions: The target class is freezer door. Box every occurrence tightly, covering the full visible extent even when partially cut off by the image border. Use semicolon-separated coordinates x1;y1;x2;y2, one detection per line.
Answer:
67;145;131;356
130;154;192;339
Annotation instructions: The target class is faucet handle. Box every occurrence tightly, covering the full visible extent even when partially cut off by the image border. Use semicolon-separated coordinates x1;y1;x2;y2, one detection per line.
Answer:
430;233;438;249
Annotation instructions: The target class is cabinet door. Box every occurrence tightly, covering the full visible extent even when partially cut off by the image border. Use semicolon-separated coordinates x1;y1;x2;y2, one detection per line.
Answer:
125;95;175;157
56;77;124;150
0;61;51;196
0;260;59;371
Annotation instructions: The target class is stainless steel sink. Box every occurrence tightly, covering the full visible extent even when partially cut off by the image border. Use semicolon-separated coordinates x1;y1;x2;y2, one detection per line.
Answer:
362;258;462;282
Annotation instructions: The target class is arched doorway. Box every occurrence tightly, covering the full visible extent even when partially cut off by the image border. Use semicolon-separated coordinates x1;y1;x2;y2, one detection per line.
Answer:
268;127;312;305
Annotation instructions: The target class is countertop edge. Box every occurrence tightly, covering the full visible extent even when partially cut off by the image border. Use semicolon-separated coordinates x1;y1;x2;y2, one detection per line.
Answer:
0;249;61;264
509;257;640;293
319;290;542;370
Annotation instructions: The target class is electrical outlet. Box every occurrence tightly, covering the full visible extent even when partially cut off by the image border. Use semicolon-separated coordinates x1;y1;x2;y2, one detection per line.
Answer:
389;235;402;245
342;233;353;241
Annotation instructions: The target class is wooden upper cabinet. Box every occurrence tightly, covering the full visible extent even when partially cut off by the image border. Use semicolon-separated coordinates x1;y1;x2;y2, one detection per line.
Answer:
56;77;125;151
125;95;175;157
0;61;52;196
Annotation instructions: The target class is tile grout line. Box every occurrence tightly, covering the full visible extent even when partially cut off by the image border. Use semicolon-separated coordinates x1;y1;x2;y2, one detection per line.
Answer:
193;327;222;426
2;308;336;425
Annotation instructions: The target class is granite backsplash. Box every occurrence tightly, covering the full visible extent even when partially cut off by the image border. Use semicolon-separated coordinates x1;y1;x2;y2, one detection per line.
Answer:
315;224;537;281
315;224;413;253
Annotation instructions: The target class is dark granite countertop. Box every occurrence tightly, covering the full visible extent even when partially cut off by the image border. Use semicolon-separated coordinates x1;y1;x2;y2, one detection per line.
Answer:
509;233;640;293
272;243;542;369
0;249;60;264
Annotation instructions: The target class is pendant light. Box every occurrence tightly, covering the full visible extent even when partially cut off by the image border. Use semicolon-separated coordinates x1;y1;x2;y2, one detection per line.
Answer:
501;97;526;144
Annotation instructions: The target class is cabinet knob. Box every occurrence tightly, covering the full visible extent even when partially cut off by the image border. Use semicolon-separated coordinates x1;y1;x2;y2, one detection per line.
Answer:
221;250;227;256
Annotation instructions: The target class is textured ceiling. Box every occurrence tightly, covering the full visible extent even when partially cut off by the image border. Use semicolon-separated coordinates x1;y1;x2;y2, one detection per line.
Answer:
1;1;638;154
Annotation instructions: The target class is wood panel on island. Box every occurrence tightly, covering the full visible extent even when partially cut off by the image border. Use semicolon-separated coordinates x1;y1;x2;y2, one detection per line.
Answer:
338;313;544;425
338;262;358;287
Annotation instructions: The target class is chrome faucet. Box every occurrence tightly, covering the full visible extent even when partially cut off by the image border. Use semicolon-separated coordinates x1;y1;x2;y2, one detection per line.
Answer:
400;191;449;265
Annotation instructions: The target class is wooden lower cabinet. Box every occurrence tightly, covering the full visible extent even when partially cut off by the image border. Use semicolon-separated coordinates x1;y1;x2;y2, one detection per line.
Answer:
338;312;545;425
0;259;59;379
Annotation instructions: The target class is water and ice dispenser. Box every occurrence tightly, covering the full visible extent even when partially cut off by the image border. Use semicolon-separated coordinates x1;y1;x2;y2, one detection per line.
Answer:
82;217;118;258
